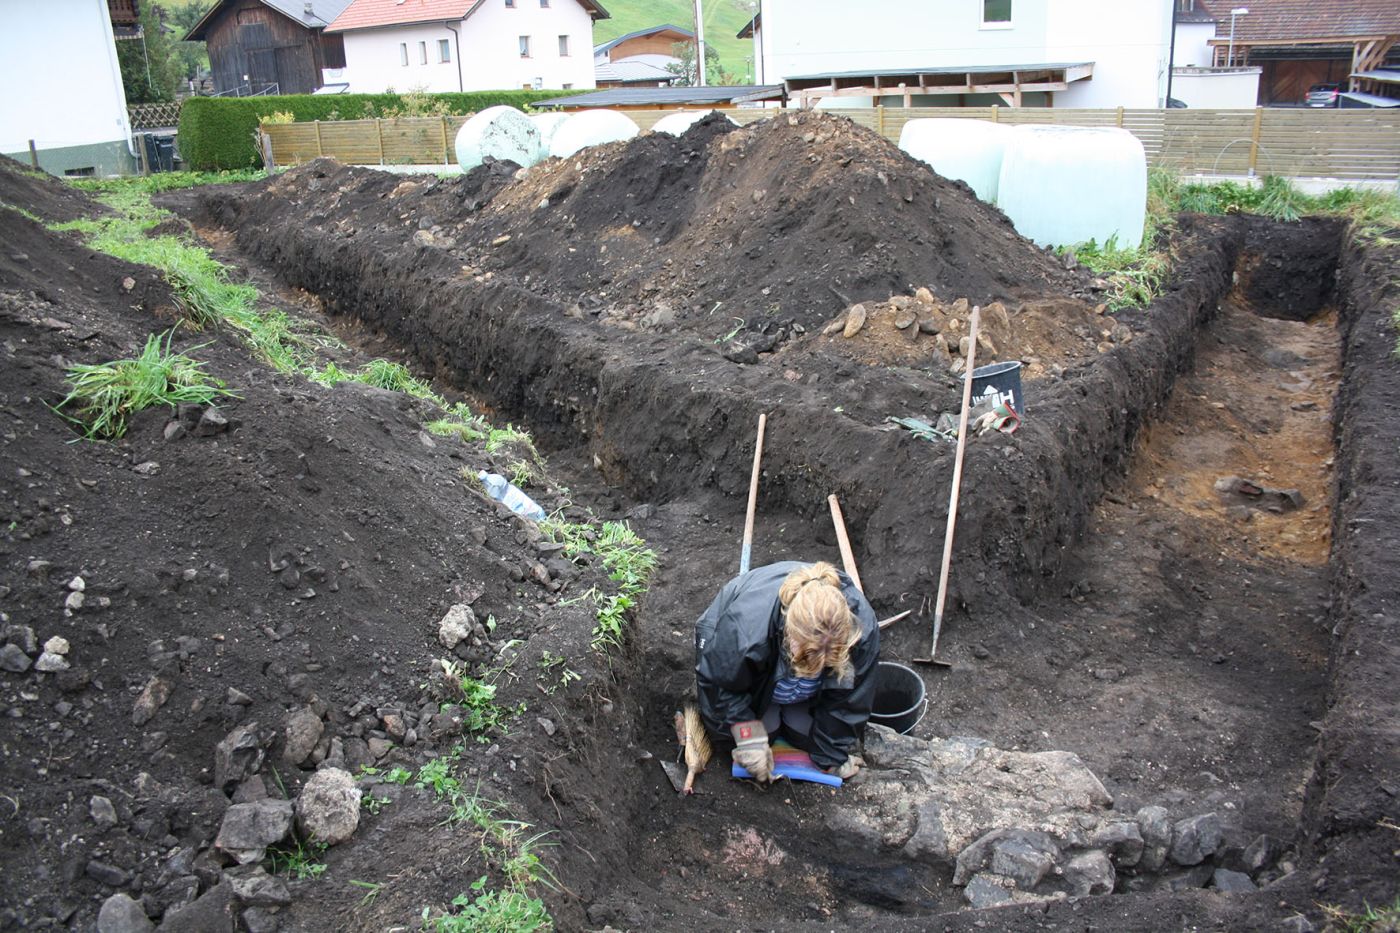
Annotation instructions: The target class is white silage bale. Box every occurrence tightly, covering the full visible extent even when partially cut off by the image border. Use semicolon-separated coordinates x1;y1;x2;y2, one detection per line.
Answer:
530;112;571;162
548;110;639;159
650;110;735;136
897;118;1014;204
454;106;540;172
995;125;1147;250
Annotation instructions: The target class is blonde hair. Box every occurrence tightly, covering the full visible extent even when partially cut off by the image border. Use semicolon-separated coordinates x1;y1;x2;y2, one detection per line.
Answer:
778;562;860;679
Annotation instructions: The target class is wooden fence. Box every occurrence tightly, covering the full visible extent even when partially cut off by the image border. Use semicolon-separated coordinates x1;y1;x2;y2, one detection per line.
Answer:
262;107;1400;180
129;101;182;130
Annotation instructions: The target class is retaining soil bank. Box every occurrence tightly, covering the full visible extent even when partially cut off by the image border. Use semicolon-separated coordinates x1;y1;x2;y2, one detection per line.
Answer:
192;174;1241;615
1303;233;1400;906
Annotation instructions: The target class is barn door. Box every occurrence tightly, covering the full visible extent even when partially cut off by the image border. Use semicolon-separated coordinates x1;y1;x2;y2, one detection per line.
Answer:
240;22;277;92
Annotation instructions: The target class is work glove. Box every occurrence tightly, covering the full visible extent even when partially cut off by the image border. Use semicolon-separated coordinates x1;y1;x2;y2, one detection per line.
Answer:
830;754;865;780
731;719;774;783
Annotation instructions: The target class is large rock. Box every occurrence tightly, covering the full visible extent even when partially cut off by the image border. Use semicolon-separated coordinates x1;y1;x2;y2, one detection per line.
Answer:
991;836;1057;890
1135;805;1173;871
214;723;274;791
214;799;293;864
1064;849;1116;896
281;707;324;767
845;727;1112;865
1212;868;1257;893
158;880;236;933
296;767;360;846
1091;820;1145;868
97;893;154;933
0;643;31;672
964;873;1014;908
437;603;476;649
1169;813;1222;866
226;865;292;907
954;828;1060;886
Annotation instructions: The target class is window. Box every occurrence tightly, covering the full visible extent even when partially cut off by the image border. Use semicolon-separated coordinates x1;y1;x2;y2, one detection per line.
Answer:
540;0;549;6
558;34;569;56
419;41;427;64
438;38;451;63
519;35;530;57
562;83;573;90
982;0;1012;26
504;0;514;6
399;42;408;66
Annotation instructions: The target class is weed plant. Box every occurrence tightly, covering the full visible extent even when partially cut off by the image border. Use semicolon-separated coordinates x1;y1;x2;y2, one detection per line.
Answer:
423;878;552;932
266;835;328;881
1319;895;1400;932
545;518;657;653
58;332;234;439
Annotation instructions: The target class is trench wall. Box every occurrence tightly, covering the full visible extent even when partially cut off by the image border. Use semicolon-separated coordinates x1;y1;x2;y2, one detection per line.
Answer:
1303;234;1400;903
197;179;1242;612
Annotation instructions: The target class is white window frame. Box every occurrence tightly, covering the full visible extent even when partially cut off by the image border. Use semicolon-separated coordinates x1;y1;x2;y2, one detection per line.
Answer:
519;35;531;58
981;0;1013;29
399;42;408;66
438;38;451;63
558;34;569;56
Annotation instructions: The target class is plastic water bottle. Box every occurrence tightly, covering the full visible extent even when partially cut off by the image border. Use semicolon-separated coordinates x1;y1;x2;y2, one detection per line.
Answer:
477;470;547;521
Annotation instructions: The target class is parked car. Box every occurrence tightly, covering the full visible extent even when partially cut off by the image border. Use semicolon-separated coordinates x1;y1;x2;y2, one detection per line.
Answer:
1305;83;1341;107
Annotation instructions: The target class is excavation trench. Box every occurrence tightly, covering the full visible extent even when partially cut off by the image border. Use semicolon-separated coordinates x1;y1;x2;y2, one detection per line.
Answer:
182;168;1381;926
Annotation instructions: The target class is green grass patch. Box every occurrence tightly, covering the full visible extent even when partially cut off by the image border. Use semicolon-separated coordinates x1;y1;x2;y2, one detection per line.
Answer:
423;877;552;933
69;170;266;196
266;836;329;882
592;0;755;83
545;518;657;653
1320;895;1400;932
57;331;234;439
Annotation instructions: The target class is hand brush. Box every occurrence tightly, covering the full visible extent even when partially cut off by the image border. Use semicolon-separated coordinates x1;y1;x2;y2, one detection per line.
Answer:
673;702;712;795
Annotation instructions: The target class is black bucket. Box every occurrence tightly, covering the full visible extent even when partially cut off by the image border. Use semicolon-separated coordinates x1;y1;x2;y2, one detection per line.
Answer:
968;360;1025;413
870;661;927;734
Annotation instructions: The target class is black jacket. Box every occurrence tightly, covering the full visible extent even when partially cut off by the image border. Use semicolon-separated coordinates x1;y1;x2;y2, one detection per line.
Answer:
694;561;879;769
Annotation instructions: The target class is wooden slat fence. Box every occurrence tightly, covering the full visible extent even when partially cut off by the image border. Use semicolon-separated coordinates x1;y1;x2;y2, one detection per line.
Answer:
129;101;183;130
262;107;1400;180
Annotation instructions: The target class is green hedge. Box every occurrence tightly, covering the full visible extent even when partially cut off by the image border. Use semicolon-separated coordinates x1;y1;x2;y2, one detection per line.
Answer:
177;90;582;171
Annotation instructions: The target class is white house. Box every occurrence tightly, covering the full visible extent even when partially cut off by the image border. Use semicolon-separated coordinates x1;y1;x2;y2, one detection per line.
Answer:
0;0;134;176
325;0;608;94
746;0;1176;109
1169;0;1261;109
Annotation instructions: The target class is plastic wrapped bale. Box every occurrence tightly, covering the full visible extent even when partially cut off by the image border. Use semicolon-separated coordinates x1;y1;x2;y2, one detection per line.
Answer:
454;106;540;171
548;110;640;159
995;125;1147;250
650;110;735;136
897;118;1014;204
530;111;570;161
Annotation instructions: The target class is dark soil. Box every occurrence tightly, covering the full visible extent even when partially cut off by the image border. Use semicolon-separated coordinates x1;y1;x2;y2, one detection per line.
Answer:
1;116;1397;932
0;154;108;225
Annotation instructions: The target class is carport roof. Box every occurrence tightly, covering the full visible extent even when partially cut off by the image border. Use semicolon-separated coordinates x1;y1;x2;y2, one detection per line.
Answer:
534;85;784;108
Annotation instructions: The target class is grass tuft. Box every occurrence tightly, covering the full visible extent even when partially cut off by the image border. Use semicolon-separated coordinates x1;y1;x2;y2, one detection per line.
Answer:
57;331;234;439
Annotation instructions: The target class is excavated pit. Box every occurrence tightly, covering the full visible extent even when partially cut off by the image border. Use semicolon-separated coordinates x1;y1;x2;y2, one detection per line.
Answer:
173;116;1398;928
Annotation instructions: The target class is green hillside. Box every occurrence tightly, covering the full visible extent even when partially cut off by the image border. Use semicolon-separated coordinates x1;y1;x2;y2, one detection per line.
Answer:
593;0;759;84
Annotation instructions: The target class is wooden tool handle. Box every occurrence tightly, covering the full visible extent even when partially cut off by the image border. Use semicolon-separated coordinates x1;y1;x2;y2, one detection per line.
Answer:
931;306;981;654
739;413;767;574
828;494;864;593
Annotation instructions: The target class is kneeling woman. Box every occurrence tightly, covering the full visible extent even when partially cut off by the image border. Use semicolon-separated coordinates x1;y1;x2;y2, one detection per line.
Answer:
694;560;879;782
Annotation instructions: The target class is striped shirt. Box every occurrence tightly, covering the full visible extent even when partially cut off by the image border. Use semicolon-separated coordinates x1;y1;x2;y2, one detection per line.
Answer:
772;672;823;705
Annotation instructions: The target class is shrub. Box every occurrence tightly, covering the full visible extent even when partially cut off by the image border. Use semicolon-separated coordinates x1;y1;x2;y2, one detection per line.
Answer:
177;90;583;171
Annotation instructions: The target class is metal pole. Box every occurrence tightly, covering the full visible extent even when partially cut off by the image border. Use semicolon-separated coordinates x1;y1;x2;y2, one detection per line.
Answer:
1228;15;1235;67
694;0;707;86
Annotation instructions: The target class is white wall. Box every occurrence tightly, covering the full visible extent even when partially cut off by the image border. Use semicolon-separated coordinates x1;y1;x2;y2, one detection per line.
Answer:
759;0;1171;108
1172;67;1261;108
339;0;596;94
0;0;131;153
1173;21;1216;68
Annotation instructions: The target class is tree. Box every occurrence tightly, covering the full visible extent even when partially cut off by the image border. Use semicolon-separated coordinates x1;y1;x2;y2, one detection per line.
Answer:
667;41;739;87
117;2;182;103
165;3;211;86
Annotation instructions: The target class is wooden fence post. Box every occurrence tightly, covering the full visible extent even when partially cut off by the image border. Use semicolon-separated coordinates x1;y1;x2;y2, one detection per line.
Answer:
1116;105;1124;128
137;134;151;176
376;119;385;165
28;139;39;169
1248;107;1263;176
991;105;999;123
260;132;275;171
314;120;324;157
441;115;450;163
877;104;885;138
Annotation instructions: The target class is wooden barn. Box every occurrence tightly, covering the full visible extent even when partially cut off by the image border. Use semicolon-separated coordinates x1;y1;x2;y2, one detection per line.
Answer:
185;0;354;96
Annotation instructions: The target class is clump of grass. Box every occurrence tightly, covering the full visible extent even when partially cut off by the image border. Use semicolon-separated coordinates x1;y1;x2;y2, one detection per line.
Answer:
266;835;328;881
1319;895;1400;932
68;170;266;196
57;332;234;439
547;518;657;653
486;424;538;459
423;877;552;933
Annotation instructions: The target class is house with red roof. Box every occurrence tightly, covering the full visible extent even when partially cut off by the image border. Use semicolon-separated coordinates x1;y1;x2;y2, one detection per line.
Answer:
324;0;608;94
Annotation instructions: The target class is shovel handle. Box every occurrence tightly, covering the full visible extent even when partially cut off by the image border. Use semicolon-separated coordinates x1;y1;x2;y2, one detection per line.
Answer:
930;306;980;659
828;494;863;593
739;413;767;575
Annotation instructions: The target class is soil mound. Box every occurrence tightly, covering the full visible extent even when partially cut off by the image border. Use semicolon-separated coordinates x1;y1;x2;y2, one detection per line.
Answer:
243;111;1086;342
0;154;107;223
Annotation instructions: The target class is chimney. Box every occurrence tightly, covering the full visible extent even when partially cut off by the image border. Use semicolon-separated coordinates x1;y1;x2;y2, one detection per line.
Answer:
304;1;314;19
